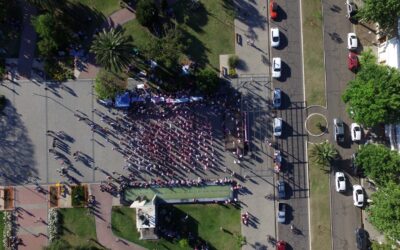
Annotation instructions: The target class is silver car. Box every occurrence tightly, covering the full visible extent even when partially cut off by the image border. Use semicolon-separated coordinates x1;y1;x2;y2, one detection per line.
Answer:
273;117;283;137
273;88;282;109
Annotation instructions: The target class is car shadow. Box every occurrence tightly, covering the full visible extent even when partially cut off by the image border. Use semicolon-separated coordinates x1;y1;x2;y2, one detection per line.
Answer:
280;91;291;109
274;5;287;22
276;61;291;82
275;31;288;50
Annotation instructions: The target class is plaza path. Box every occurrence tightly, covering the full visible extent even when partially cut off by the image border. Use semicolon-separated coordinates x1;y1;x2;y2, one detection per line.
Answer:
17;0;37;79
14;186;49;250
90;184;146;250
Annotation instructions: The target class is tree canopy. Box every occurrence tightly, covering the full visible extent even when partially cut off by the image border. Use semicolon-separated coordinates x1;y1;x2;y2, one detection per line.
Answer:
367;182;400;239
90;28;134;73
196;68;220;94
357;0;400;34
355;144;400;186
342;50;400;127
136;0;159;27
309;141;338;168
94;69;127;100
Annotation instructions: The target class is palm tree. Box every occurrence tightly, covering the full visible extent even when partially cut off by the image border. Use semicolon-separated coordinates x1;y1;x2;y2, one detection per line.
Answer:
310;141;338;167
90;28;134;73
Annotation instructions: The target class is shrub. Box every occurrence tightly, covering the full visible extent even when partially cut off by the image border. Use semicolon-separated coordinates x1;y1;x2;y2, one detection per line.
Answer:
136;0;159;27
71;185;86;207
179;238;189;248
196;68;220;94
48;208;59;242
228;68;237;78
228;55;239;68
94;69;127;100
44;59;74;82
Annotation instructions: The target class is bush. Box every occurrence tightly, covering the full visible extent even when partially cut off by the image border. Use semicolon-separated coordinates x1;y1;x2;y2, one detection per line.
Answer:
179;238;189;248
71;185;86;207
94;69;127;100
48;208;60;242
228;68;237;78
44;59;74;82
196;68;220;94
136;0;159;27
228;55;239;68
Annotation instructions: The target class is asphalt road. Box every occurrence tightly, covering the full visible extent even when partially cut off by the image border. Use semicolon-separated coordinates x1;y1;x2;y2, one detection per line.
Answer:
270;0;309;249
322;1;362;250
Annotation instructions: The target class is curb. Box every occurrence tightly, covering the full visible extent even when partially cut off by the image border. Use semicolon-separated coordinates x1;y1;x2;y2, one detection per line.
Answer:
304;113;328;137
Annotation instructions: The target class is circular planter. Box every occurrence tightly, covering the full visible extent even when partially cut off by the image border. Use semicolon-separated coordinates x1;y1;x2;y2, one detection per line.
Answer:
305;113;328;137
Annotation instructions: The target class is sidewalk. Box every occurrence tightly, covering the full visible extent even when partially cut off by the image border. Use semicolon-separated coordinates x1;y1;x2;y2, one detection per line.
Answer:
17;0;38;79
14;185;49;250
89;184;146;250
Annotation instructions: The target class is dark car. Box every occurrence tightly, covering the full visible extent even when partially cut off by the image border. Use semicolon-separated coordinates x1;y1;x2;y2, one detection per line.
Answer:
355;227;368;250
277;181;286;199
270;1;278;20
334;118;345;143
348;52;359;72
273;88;282;109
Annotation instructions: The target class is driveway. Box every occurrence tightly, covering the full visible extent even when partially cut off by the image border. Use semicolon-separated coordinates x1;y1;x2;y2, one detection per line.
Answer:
321;1;361;250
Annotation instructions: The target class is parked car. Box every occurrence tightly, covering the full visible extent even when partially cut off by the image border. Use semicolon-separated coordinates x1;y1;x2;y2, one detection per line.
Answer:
355;227;368;250
353;185;364;207
335;172;346;192
277;181;286;199
273;88;282;108
333;118;345;142
351;123;362;142
351;153;363;177
348;52;359;71
276;240;287;250
347;33;358;50
271;27;280;47
272;57;281;78
270;1;278;20
273;117;283;137
345;0;358;19
277;203;286;223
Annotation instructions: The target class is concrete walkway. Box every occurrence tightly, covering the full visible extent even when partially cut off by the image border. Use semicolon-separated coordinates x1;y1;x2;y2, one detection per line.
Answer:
17;0;38;79
14;185;49;250
90;184;146;250
78;8;136;80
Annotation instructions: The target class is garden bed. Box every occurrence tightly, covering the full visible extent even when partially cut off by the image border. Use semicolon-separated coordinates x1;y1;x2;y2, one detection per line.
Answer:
3;188;13;210
71;185;87;207
50;186;59;208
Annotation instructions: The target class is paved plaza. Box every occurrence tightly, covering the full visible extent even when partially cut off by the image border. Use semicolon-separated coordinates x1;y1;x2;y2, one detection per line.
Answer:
0;79;252;187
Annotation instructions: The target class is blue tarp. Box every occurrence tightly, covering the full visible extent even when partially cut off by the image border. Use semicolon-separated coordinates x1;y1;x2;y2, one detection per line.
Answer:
115;92;131;108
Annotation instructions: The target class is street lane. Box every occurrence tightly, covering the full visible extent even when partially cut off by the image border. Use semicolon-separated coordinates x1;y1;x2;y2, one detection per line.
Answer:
322;1;362;250
270;0;309;249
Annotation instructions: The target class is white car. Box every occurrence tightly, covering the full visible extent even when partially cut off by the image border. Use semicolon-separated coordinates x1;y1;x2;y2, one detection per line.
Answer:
273;117;283;137
351;123;362;142
271;28;280;48
353;185;364;207
335;172;346;192
272;57;281;78
347;33;358;50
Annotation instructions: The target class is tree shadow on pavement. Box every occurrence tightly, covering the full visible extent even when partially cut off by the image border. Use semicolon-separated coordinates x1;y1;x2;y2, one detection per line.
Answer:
0;100;37;185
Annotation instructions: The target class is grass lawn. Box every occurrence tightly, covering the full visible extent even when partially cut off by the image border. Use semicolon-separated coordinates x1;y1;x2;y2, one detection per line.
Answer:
308;143;332;250
71;0;121;16
124;0;235;70
0;212;4;250
302;0;326;106
58;208;100;248
124;185;232;202
112;204;241;250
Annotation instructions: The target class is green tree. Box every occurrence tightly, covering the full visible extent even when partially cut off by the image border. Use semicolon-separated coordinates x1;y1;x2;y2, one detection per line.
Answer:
342;51;400;127
355;144;400;186
37;38;58;58
228;55;239;68
357;0;400;34
309;141;338;168
31;13;58;38
136;0;159;27
27;0;63;12
94;69;127;100
196;68;220;94
90;28;134;73
367;182;400;239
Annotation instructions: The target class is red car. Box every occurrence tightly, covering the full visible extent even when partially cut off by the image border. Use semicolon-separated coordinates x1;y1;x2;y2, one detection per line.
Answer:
270;1;278;20
276;240;286;250
348;52;359;71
